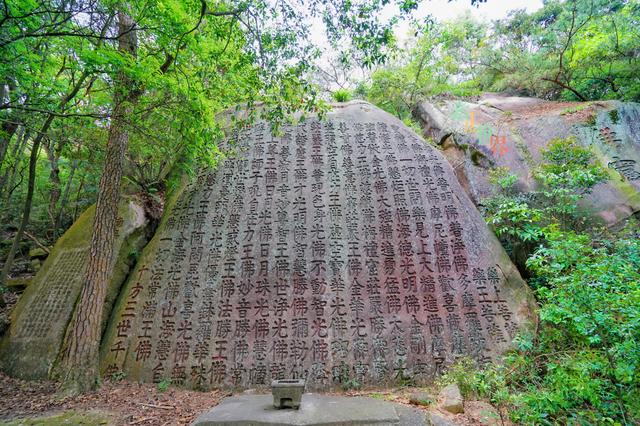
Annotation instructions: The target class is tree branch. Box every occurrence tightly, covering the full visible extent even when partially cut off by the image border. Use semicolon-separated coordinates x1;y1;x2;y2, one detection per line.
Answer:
541;77;587;101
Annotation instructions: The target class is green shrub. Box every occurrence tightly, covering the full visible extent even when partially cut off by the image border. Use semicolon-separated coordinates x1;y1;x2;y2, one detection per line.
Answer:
440;232;640;423
488;167;518;191
332;89;352;103
157;378;171;392
515;229;640;424
109;371;127;382
402;117;424;136
484;138;607;265
475;137;638;424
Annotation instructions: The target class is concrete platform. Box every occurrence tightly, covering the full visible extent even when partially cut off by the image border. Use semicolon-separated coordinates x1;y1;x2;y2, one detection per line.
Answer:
192;394;428;426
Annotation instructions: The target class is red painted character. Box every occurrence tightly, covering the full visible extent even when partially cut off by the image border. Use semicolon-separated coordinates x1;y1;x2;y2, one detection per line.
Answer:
489;135;508;157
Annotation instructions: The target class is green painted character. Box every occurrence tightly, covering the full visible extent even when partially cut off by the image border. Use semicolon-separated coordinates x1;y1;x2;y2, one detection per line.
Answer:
451;101;468;122
476;123;494;146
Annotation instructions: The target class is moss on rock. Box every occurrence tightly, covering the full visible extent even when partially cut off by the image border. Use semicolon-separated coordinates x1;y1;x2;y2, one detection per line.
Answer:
0;197;150;380
0;410;113;425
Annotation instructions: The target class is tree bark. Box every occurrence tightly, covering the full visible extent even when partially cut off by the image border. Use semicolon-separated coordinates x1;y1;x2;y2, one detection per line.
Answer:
55;11;139;394
1;133;28;204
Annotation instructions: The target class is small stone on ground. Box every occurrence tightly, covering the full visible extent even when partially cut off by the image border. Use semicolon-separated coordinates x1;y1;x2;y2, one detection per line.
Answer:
438;384;464;414
408;392;433;407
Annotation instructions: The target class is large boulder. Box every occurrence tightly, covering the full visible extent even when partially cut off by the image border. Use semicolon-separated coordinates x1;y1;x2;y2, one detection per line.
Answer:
413;94;640;226
0;197;150;379
100;102;535;390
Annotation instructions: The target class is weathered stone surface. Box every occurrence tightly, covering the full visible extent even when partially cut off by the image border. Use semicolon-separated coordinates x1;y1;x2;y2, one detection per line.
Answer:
428;412;461;426
438;384;463;414
101;101;535;390
464;401;500;426
0;197;149;380
395;405;430;426
408;391;433;406
412;102;453;144
191;394;401;425
413;94;640;226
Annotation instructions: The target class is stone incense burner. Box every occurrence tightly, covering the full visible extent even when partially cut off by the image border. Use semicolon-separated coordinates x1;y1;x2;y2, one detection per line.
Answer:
271;379;306;409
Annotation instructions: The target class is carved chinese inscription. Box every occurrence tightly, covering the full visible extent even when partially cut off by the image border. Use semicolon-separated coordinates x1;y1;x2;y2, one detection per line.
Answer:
16;248;87;339
587;126;640;182
608;157;640;181
103;105;533;390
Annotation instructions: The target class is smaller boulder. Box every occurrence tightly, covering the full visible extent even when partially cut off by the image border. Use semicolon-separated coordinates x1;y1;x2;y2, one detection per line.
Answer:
438;383;464;414
409;391;434;407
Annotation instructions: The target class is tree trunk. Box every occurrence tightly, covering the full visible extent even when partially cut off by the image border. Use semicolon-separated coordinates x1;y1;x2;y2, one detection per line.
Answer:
54;157;78;235
541;77;587;101
0;136;40;308
0;79;19;169
72;169;86;222
0;127;27;199
0;67;89;287
0;116;53;289
1;133;28;204
0;120;19;170
55;11;139;394
43;139;63;237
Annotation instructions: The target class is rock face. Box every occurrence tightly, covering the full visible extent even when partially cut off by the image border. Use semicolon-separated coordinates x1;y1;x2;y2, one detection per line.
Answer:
0;198;149;379
101;102;535;390
413;94;640;226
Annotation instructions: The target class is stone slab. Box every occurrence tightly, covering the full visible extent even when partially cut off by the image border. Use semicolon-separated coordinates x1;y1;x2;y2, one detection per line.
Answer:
192;394;404;426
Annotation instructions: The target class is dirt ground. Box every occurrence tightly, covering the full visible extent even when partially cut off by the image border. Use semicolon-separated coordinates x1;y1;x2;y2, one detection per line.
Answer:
0;373;227;425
